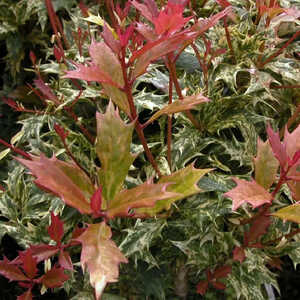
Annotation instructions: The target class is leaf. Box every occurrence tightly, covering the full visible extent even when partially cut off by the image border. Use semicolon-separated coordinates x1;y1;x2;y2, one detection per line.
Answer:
254;138;279;189
17;289;33;300
267;124;288;169
41;267;69;288
0;258;28;281
211;281;226;290
59;251;73;271
233;246;246;263
16;155;94;214
213;265;232;279
29;244;59;263
224;178;272;210
90;187;103;218
76;222;128;300
147;94;209;124
284;125;300;159
96;102;136;208
272;204;300;223
48;212;64;244
246;215;271;244
135;165;212;217
196;280;209;295
18;249;38;279
106;182;179;218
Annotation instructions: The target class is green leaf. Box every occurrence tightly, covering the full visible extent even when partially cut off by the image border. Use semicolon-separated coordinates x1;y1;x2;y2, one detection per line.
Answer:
96;102;136;208
254;138;279;189
147;94;209;124
272;204;300;223
76;222;128;300
106;182;179;218
135;165;212;216
16;155;94;214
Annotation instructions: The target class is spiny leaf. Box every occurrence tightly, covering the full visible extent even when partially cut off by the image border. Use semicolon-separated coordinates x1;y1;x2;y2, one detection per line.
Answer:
272;204;300;223
0;258;28;281
135;165;212;216
246;215;271;244
76;222;128;300
41;267;69;288
48;212;64;244
96;102;136;208
224;178;272;210
106;182;179;218
29;245;59;263
147;94;209;124
16;155;94;214
284;125;300;159
254;138;279;189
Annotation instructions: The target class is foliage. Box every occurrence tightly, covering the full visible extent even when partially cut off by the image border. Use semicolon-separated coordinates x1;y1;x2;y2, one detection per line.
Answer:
0;0;300;299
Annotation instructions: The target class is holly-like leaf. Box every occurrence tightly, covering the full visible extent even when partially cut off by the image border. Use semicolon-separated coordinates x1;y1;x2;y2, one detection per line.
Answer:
146;94;209;124
76;222;128;300
16;155;94;214
246;215;271;244
272;204;300;223
17;289;33;300
41;267;69;288
48;212;64;245
96;102;136;208
18;249;38;279
254;138;279;189
0;257;28;282
267;124;288;169
233;246;246;263
29;244;59;263
106;181;179;218
224;178;272;210
135;165;212;217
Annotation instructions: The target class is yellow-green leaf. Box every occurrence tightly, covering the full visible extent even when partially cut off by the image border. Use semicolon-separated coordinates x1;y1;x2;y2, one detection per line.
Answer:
135;165;212;217
272;204;300;223
96;102;136;208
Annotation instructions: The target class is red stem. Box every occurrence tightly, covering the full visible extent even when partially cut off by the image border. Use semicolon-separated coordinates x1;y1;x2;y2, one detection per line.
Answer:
0;139;32;160
120;50;161;176
223;17;236;64
259;30;300;68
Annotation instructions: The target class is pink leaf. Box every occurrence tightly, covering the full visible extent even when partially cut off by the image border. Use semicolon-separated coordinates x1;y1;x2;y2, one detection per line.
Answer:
284;125;300;161
48;212;64;244
29;244;59;263
224;178;272;210
90;186;103;218
41;267;69;288
59;251;73;271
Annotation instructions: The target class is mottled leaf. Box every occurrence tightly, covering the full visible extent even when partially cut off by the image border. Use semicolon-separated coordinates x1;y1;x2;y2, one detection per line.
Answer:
41;267;69;288
254;138;279;189
224;178;272;210
76;222;128;300
16;155;94;214
272;204;300;223
106;182;179;218
96;102;136;208
48;212;64;244
147;94;209;124
135;165;212;216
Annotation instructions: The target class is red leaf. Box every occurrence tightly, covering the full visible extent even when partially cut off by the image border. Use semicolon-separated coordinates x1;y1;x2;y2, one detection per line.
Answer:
213;265;232;279
224;178;272;210
34;79;59;105
284;125;300;162
59;251;73;271
196;280;209;295
48;212;64;244
18;249;38;279
132;0;155;21
29;244;59;263
90;186;103;218
267;124;288;169
102;24;121;54
212;281;227;290
0;257;29;282
17;289;33;300
233;246;246;263
72;226;86;239
247;215;271;244
41;267;69;288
